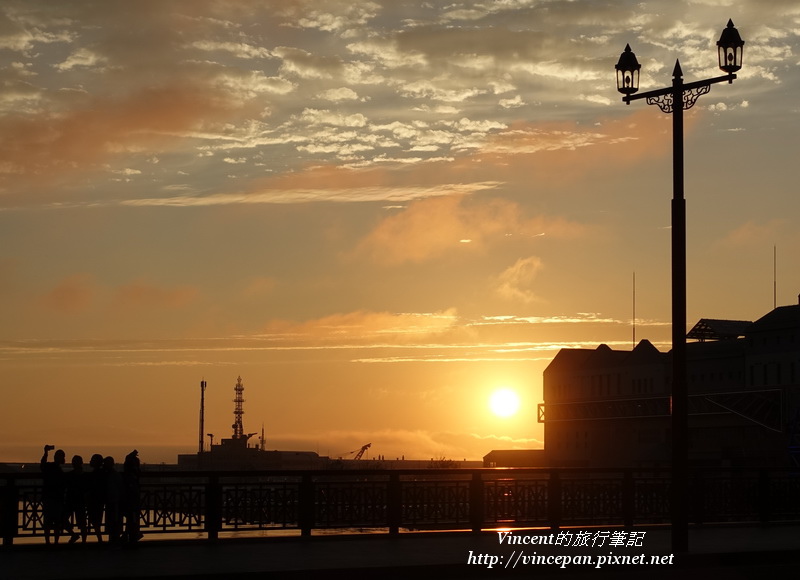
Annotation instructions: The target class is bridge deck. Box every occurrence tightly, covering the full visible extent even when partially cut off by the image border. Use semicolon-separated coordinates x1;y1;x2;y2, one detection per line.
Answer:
2;525;799;580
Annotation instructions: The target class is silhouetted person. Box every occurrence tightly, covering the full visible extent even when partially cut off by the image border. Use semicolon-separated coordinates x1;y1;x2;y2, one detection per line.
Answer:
122;450;142;544
86;454;106;543
103;456;123;543
65;455;88;543
40;445;67;545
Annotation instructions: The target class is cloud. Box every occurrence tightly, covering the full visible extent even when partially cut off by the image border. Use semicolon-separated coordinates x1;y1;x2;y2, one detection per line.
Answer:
297;107;368;127
261;309;459;343
190;40;273;60
279;0;382;33
494;256;544;303
317;87;362;102
273;46;343;79
0;9;76;53
39;274;94;313
356;195;586;265
54;47;108;71
0;84;238;191
35;275;197;322
112;280;198;310
112;109;679;212
269;427;537;461
717;219;786;247
707;100;750;113
121;181;501;207
241;276;276;299
499;95;525;108
477;313;629;326
469;432;544;449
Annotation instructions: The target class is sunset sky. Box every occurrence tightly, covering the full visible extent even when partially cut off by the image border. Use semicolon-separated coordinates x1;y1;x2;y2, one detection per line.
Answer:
1;0;798;464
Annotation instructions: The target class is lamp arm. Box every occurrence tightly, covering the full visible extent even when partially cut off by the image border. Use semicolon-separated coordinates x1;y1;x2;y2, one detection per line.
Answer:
683;73;736;91
621;73;736;105
623;86;671;104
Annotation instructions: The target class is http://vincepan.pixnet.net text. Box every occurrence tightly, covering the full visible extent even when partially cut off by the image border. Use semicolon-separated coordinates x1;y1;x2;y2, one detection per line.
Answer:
467;530;674;570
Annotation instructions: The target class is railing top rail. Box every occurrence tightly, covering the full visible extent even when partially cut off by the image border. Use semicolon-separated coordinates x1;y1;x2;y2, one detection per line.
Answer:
2;465;797;483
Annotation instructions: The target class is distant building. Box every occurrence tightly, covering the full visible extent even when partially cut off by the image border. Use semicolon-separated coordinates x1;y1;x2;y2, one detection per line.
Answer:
483;449;547;468
539;300;800;468
177;444;326;470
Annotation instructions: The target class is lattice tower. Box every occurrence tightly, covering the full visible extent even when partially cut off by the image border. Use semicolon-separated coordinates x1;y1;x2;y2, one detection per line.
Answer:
232;376;245;439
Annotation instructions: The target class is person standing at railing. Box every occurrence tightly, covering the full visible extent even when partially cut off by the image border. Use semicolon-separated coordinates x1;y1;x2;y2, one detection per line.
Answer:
86;454;106;542
65;455;88;543
40;445;68;545
122;450;142;544
103;456;123;543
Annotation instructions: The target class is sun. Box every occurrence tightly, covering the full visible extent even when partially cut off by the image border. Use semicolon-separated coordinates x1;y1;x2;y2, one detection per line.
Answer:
489;388;521;418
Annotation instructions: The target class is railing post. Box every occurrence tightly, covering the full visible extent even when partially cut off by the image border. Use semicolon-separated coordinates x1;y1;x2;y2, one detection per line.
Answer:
622;470;635;528
691;469;705;525
548;470;561;530
469;472;484;533
1;477;19;546
299;474;314;536
388;473;401;534
758;469;771;524
205;474;221;542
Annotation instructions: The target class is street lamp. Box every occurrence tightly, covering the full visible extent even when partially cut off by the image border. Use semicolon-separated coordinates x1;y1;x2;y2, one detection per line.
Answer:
615;20;744;554
615;44;640;96
718;19;745;74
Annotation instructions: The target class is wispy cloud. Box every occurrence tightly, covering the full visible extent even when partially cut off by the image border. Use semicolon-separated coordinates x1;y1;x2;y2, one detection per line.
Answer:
120;181;502;207
717;219;786;247
0;310;671;366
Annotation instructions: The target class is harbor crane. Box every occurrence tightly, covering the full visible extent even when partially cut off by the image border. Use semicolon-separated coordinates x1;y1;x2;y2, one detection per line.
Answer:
353;443;371;460
339;443;371;460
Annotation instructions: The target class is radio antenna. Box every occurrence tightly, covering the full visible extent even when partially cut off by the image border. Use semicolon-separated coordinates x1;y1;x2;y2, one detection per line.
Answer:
773;245;777;309
632;271;636;348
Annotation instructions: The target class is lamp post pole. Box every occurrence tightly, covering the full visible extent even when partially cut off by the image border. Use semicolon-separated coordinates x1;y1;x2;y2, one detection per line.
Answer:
670;61;689;554
615;20;745;553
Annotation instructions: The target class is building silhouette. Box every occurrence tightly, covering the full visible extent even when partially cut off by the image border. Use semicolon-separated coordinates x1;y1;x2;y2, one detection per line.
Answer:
536;299;800;468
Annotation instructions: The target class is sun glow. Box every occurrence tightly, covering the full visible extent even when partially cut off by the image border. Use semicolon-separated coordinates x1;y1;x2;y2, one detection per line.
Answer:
489;388;521;418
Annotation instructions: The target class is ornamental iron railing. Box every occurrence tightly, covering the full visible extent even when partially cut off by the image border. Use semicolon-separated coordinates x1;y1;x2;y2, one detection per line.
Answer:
2;467;799;545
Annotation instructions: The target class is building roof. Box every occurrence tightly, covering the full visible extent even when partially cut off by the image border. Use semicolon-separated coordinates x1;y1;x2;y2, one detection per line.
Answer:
686;336;746;358
544;348;594;375
748;303;800;333
686;318;752;341
544;340;666;375
627;339;664;363
583;343;629;368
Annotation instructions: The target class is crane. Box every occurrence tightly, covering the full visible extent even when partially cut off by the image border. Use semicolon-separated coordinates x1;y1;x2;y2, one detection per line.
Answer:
353;443;371;460
337;443;372;460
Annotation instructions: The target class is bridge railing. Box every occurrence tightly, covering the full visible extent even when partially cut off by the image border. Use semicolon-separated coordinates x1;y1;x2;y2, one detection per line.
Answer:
2;467;799;545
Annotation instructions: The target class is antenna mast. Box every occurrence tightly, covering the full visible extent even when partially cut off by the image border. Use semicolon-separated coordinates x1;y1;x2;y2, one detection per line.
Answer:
233;376;245;439
260;423;266;451
632;271;636;348
198;380;207;453
773;245;777;309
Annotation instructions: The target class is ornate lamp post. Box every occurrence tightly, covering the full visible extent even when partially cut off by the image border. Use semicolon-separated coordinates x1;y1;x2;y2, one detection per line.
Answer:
615;19;744;553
